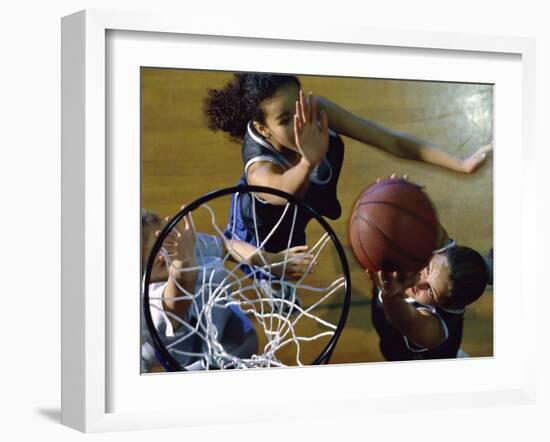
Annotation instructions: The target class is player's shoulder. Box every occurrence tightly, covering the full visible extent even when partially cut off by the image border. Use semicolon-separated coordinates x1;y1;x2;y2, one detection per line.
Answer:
246;158;286;178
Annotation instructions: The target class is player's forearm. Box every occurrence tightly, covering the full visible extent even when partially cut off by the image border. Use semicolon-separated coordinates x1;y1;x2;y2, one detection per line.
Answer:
394;135;465;172
382;295;445;348
316;96;465;172
260;159;313;204
381;295;417;337
226;238;261;264
280;158;313;197
226;238;279;269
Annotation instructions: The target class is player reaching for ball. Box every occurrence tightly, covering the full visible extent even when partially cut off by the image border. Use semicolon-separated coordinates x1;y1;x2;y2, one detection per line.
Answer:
368;243;491;360
361;176;493;360
204;73;492;306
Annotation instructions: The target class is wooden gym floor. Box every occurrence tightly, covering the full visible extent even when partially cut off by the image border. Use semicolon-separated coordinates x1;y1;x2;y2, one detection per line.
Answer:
141;68;493;366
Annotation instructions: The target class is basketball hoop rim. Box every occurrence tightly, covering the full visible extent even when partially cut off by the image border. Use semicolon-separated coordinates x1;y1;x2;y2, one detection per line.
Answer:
143;184;352;372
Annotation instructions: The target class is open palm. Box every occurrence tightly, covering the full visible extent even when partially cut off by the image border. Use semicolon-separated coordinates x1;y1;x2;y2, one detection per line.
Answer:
294;90;329;168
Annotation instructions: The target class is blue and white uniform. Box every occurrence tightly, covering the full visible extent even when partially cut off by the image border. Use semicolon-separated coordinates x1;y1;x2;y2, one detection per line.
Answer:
224;122;345;253
141;233;255;372
370;239;465;360
371;287;464;361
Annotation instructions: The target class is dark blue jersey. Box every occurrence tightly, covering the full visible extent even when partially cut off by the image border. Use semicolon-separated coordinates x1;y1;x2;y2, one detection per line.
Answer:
224;122;344;253
371;288;464;360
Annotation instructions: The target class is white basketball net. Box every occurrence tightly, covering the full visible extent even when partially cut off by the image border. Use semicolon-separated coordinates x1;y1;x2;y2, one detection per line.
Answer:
146;193;347;370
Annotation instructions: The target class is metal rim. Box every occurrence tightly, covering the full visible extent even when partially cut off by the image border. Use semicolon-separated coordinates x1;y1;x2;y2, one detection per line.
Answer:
143;184;351;372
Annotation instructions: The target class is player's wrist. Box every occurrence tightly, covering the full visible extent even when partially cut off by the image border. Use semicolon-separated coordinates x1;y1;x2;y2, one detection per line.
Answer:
298;155;317;171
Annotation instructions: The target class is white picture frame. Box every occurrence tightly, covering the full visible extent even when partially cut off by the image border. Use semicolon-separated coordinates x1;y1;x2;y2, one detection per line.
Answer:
61;9;537;433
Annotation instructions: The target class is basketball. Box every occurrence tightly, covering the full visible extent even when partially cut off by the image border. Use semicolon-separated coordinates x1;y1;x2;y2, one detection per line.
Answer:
349;178;439;273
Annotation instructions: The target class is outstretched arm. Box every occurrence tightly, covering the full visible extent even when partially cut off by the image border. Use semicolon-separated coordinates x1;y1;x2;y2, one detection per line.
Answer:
156;215;198;328
315;96;492;173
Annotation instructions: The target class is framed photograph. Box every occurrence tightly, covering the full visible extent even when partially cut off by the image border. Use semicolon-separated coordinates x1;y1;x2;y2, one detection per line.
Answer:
61;9;537;433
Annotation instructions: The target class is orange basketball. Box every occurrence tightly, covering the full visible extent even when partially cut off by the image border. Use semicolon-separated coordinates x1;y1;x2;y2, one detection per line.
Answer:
349;178;438;273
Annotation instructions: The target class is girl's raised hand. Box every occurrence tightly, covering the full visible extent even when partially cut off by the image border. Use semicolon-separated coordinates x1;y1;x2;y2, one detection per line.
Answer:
294;90;329;168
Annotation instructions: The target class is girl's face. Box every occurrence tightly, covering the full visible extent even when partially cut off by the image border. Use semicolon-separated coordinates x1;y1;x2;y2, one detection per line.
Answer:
406;253;452;307
255;82;301;153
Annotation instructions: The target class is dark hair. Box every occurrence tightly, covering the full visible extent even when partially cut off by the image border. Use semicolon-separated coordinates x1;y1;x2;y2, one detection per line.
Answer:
204;73;301;142
441;246;489;309
141;208;161;231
